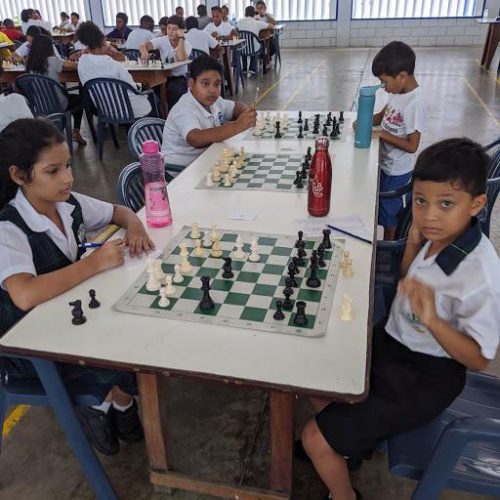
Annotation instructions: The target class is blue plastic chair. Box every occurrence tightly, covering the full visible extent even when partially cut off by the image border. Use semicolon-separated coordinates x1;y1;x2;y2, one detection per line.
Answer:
191;48;209;59
0;354;117;499
480;137;500;237
231;42;246;95
15;73;74;153
117;162;174;213
127;117;165;160
83;77;158;160
121;49;140;61
238;30;264;76
388;371;500;499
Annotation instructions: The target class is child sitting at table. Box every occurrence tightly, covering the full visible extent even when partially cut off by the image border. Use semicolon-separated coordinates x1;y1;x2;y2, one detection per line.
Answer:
26;34;86;145
204;6;238;39
185;16;219;55
11;25;42;63
0;118;155;455
300;138;500;500
106;12;132;41
161;55;256;174
0;19;23;42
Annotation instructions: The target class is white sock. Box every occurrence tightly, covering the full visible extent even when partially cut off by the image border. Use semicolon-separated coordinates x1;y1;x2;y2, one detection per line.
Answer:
112;399;134;412
91;401;112;413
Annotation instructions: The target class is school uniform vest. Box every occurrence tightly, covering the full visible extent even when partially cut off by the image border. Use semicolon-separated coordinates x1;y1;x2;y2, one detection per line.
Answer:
0;195;86;336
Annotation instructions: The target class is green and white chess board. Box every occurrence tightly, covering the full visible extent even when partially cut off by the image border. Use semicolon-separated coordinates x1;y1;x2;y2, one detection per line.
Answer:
114;226;345;338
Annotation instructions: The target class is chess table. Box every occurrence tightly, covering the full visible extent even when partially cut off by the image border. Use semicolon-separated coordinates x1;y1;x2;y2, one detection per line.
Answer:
0;111;380;499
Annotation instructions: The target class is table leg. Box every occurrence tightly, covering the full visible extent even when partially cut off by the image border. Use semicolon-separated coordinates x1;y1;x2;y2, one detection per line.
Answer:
224;49;234;97
269;391;294;496
137;373;170;472
159;83;168;118
481;24;500;70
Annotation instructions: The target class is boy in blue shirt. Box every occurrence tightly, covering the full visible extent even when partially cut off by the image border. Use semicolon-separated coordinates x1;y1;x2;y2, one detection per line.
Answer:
301;138;500;500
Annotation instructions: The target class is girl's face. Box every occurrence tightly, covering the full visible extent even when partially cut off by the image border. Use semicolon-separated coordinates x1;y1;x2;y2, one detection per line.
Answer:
13;142;73;203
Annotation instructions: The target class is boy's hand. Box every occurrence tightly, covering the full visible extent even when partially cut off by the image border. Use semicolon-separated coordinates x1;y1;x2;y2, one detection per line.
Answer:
398;278;438;329
89;239;125;272
236;107;257;131
124;221;155;257
177;28;185;38
408;223;426;247
372;128;383;138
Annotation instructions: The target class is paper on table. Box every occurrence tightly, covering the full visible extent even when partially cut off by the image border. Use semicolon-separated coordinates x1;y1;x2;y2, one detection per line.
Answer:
229;210;257;221
295;214;371;239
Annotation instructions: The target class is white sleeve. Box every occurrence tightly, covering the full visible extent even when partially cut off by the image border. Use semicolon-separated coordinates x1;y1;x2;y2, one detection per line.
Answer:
204;24;212;33
15;42;29;57
182;40;192;58
72;192;114;231
0;222;36;287
220;98;236;121
403;94;425;135
150;36;165;51
207;33;218;49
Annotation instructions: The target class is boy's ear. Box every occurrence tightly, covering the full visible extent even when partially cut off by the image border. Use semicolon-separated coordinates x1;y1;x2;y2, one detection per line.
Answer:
9;165;26;186
188;77;194;89
470;193;487;216
398;71;409;81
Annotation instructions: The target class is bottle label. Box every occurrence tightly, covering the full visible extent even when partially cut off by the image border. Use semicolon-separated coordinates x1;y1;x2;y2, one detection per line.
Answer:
311;177;324;199
145;181;172;224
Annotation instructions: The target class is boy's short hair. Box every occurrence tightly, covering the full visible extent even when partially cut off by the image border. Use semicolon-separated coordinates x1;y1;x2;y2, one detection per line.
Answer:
116;12;128;24
60;12;69;19
372;41;416;77
71;12;80;19
76;21;104;49
167;15;184;29
140;15;154;28
4;19;14;27
159;16;169;27
245;6;256;17
185;16;199;31
26;25;41;37
256;1;267;8
211;6;222;14
413;138;489;197
190;55;223;80
197;5;208;16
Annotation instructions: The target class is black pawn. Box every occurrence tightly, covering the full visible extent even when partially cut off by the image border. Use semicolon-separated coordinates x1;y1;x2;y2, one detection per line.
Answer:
295;172;304;188
293;301;308;326
302;159;310;170
326;112;332;126
297;246;307;266
295;230;304;248
284;277;295;294
292;257;300;274
322;229;332;249
287;264;298;287
336;122;341;135
69;300;86;325
330;126;338;140
199;276;215;310
300;164;308;179
88;289;100;309
317;244;326;268
282;288;294;310
305;147;312;161
322;125;328;137
274;121;282;139
273;301;285;320
297;111;303;123
303;118;309;131
339;111;344;123
297;125;304;139
306;253;321;288
222;257;234;279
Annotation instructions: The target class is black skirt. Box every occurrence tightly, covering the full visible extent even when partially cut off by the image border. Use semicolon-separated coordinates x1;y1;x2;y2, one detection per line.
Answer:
316;322;466;461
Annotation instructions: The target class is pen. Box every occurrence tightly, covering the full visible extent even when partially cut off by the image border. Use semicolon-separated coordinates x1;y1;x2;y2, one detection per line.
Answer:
79;242;103;249
326;224;372;245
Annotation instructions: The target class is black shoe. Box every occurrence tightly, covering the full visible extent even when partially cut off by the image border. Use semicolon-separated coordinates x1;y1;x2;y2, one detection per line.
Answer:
76;406;119;456
294;439;312;463
112;400;144;443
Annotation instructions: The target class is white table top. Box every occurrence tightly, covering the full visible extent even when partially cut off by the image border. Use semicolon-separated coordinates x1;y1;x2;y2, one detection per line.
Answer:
475;17;500;24
0;111;380;399
219;39;245;47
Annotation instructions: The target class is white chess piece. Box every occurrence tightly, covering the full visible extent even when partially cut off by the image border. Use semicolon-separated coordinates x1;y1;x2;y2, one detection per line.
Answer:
173;264;184;283
190;223;201;239
179;241;189;256
212;168;221;182
224;174;232;187
206;172;215;187
232;235;246;259
203;233;213;248
180;253;193;273
146;268;161;292
164;274;176;295
210;225;220;243
339;294;354;321
248;238;260;262
193;239;204;257
341;251;353;278
154;259;165;281
211;240;223;258
158;288;171;308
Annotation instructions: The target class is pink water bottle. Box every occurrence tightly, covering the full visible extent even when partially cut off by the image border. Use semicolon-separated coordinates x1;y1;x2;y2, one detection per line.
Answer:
140;140;172;227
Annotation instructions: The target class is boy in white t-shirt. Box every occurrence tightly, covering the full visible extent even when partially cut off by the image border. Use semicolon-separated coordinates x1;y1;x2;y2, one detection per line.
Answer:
185;16;219;56
125;15;154;50
237;5;270;73
161;56;256;174
371;41;425;239
301;138;500;500
204;6;238;39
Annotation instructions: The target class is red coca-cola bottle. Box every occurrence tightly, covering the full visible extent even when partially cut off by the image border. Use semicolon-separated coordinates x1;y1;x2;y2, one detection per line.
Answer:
308;137;332;217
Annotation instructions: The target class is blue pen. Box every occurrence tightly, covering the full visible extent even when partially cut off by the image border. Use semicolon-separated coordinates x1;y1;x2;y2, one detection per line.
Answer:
79;242;103;249
326;224;372;245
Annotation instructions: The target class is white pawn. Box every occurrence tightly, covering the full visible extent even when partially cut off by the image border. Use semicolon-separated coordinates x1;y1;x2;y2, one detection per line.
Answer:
232;235;246;259
203;233;213;248
339;294;354;321
173;264;184;284
158;288;171;308
206;172;215;187
179;241;189;256
211;239;223;258
164;274;176;295
193;239;204;257
180;253;192;273
248;238;260;262
212;169;221;182
224;174;233;187
154;259;165;281
341;251;353;278
191;223;201;239
146;268;161;292
210;225;220;243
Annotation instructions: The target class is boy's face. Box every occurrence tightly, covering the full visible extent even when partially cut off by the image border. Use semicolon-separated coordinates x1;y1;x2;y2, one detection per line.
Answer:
116;17;125;30
189;70;222;108
256;4;266;15
167;23;180;41
176;8;184;17
212;11;222;25
159;23;168;36
378;72;408;94
71;15;78;25
221;7;229;20
412;180;486;249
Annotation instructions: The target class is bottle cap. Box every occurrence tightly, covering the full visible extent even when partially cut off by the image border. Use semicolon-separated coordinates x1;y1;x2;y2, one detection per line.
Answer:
360;84;383;97
142;140;159;154
315;137;329;150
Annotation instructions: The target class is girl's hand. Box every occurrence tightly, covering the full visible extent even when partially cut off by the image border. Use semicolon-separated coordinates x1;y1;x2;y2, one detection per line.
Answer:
89;239;125;272
398;278;438;329
124;222;155;257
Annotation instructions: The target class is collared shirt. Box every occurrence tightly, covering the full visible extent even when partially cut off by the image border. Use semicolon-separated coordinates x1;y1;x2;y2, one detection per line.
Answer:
149;36;192;76
236;17;269;52
203;21;234;37
106;26;133;40
125;28;154;50
161;90;235;167
0;93;33;133
185;28;218;55
0;190;113;288
386;219;500;360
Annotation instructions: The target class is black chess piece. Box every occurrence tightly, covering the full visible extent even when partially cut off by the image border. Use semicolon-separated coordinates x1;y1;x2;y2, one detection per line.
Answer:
222;257;234;279
297;125;304;139
330;126;338;139
69;300;86;325
322;229;332;249
292;257;300;274
303;118;309;131
339;111;344;123
336;122;341;135
297;247;307;266
300;164;308;179
322;125;328;136
199;276;215;310
293;301;308;326
287;263;298;287
297;111;303;123
305;147;312;161
274;121;282;139
295;230;304;248
313;124;320;135
296;172;304;189
302;159;310;170
284;277;295;294
317;243;326;268
282;288;294;310
88;289;100;309
306;253;321;288
326;112;332;126
273;301;285;320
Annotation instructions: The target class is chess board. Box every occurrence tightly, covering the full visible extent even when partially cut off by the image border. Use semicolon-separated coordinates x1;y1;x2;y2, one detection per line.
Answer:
248;113;348;141
196;152;309;192
114;226;345;338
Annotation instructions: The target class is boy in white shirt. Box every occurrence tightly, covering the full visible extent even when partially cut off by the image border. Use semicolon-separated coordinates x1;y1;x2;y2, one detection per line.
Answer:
301;138;500;500
185;16;219;55
125;15;154;50
237;6;270;73
255;1;276;25
67;12;81;33
371;41;425;239
161;56;256;174
139;15;191;110
204;6;238;39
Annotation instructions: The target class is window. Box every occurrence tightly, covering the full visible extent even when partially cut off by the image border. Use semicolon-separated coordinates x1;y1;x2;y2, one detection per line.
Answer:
226;0;337;21
352;0;485;19
0;0;87;26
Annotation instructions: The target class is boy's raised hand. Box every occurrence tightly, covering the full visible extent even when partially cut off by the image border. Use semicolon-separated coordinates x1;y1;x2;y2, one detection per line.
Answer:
90;239;126;272
398;278;437;329
124;222;155;257
236;107;257;131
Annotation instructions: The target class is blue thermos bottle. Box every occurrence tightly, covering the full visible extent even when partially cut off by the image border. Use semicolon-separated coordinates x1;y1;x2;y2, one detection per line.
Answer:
354;84;383;149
